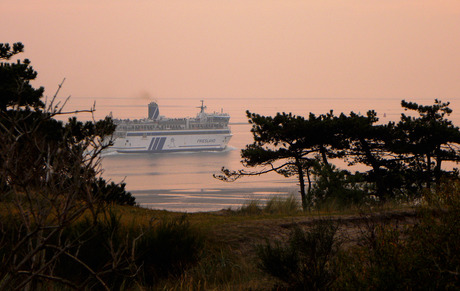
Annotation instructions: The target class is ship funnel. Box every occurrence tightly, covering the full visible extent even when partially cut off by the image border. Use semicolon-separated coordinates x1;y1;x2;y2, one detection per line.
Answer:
148;102;160;120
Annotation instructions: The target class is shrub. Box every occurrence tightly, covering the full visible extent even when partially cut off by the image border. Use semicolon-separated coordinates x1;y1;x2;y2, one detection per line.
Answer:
136;215;204;286
257;220;341;290
52;212;138;290
336;182;460;290
352;222;407;290
404;181;460;289
92;177;136;206
311;164;368;208
49;213;203;289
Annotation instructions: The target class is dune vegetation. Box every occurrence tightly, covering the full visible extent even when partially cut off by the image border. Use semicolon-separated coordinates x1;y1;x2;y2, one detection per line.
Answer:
1;42;459;290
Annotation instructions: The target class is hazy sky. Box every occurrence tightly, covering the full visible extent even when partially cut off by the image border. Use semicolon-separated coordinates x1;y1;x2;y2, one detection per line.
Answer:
2;0;460;102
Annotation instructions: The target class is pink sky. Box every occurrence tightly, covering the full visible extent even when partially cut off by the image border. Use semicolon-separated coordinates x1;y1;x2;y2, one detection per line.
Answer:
2;0;460;102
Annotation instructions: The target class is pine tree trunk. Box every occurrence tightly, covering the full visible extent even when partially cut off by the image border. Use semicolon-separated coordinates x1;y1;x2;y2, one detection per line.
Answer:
296;159;308;210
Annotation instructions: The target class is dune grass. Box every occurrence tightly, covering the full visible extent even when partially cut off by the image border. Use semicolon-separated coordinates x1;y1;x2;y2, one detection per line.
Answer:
2;184;457;290
235;194;302;216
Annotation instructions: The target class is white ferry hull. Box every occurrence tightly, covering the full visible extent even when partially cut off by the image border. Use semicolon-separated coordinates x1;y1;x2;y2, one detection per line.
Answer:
111;129;232;153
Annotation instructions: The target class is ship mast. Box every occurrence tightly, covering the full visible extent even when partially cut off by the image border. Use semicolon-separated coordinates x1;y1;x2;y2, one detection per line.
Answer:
199;100;207;113
197;100;207;120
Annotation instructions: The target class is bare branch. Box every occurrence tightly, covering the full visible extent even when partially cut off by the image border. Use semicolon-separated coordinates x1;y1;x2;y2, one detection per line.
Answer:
214;162;295;182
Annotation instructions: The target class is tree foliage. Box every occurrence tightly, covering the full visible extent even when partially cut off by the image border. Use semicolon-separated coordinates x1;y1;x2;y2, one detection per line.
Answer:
215;111;340;209
393;100;460;189
216;99;460;209
0;42;136;290
0;42;44;111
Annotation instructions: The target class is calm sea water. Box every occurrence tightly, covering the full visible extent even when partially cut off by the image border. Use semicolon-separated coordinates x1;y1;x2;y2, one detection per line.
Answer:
63;97;460;212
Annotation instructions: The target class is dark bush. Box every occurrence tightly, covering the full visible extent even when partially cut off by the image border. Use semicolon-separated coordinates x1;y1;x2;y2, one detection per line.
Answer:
92;177;136;206
335;184;460;290
353;222;407;290
137;215;204;285
53;212;137;290
404;186;460;289
258;220;341;290
311;164;369;207
51;213;203;289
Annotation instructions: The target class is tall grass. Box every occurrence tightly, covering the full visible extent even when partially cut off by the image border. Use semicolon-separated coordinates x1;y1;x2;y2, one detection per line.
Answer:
265;194;301;215
237;194;302;216
237;198;264;215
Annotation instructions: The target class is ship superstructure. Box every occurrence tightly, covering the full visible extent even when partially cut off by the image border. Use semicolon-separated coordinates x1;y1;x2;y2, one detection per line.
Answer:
110;101;232;153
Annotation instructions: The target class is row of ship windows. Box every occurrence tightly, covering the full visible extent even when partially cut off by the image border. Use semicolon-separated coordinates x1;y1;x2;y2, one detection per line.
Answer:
117;124;227;131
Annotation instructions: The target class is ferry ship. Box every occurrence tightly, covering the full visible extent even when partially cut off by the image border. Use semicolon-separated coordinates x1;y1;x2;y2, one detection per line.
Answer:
110;101;232;153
